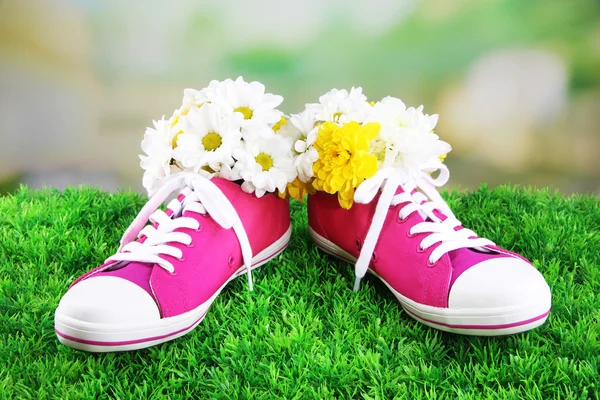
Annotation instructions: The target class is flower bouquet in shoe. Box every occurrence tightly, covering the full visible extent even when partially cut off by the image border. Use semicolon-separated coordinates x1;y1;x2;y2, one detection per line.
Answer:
141;76;296;197
55;77;294;352
298;87;551;336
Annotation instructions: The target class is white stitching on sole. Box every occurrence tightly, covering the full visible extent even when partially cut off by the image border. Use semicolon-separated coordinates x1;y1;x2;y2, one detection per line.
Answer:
309;226;550;336
55;225;292;352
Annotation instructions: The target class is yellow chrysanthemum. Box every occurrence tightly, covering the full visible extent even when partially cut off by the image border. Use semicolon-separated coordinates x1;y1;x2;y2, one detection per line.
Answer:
312;121;380;209
278;177;315;202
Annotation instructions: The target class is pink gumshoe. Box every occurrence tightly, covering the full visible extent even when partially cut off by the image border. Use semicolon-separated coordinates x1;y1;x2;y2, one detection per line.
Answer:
308;170;551;336
55;173;291;352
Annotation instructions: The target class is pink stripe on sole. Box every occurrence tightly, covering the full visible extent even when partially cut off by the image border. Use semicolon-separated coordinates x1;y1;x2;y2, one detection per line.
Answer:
404;307;551;330
56;232;290;349
252;243;289;267
313;238;551;333
56;310;208;347
313;242;356;264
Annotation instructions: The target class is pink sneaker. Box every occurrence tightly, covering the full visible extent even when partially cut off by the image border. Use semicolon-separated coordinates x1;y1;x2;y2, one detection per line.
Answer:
308;169;552;336
55;173;291;352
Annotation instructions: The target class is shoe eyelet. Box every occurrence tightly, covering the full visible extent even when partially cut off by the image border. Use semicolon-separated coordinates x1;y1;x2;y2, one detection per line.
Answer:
406;230;417;238
169;269;177;276
195;225;203;232
427;259;438;268
228;255;235;267
397;213;408;223
416;245;427;254
371;252;378;263
177;255;186;262
355;239;361;250
186;241;195;248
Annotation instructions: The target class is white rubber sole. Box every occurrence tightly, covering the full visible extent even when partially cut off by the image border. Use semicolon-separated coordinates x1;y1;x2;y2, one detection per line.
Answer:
55;225;292;352
309;227;550;336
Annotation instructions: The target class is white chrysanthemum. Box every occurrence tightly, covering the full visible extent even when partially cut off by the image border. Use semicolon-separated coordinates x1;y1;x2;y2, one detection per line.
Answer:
290;109;317;139
183;88;210;109
278;110;320;183
206;76;284;133
140;117;181;194
366;97;451;176
276;117;302;143
232;135;296;197
366;96;439;133
169;88;211;131
380;129;451;177
172;104;242;173
306;87;372;124
216;163;241;181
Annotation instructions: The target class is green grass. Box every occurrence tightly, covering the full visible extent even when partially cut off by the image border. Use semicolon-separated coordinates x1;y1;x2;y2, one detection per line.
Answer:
0;184;599;399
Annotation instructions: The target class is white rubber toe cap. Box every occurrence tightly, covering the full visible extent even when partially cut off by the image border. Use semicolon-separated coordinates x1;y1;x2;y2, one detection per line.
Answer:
56;276;160;324
448;257;551;310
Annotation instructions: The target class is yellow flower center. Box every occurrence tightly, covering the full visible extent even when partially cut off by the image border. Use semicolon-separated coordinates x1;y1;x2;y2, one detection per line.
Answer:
272;116;287;132
255;153;273;171
202;132;222;151
234;106;253;120
171;104;203;128
332;112;344;122
172;130;183;148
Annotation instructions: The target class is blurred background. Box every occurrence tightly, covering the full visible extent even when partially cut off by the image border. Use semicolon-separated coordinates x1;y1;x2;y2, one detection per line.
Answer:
0;0;599;196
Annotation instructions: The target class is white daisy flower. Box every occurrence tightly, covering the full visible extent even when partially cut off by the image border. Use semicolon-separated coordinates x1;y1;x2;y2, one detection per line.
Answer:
294;146;319;183
140;117;181;195
169;88;211;131
382;128;451;177
172;103;242;174
306;87;372;124
271;116;289;134
183;87;210;109
366;96;439;133
216;162;242;181
366;97;451;176
206;76;284;133
233;135;296;197
278;109;320;183
276;110;315;143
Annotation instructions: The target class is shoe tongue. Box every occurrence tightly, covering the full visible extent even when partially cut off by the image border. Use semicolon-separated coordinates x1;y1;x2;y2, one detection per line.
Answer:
177;177;241;220
396;184;450;223
432;208;449;222
91;189;217;302
168;190;208;221
95;191;195;300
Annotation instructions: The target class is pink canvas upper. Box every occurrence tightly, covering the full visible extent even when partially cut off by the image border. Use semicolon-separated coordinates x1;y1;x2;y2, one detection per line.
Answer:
308;189;531;308
70;178;290;318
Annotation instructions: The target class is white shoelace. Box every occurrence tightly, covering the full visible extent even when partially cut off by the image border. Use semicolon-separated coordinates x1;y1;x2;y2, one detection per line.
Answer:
107;172;256;290
352;160;495;291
